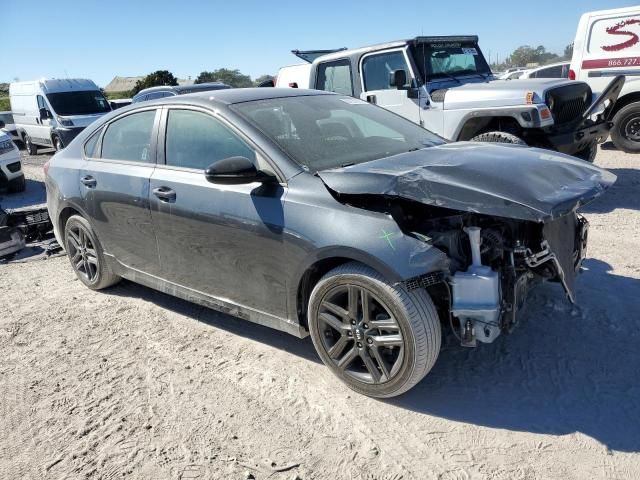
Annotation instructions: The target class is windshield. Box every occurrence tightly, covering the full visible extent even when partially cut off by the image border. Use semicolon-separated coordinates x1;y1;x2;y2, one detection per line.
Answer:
231;95;444;172
0;112;14;124
411;41;492;81
46;90;111;116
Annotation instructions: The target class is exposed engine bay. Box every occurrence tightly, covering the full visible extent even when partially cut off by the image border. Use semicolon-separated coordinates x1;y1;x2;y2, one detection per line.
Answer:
335;194;589;347
395;200;587;346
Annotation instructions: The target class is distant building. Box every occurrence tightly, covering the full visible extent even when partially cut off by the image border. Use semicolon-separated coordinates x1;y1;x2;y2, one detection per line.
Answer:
104;76;194;92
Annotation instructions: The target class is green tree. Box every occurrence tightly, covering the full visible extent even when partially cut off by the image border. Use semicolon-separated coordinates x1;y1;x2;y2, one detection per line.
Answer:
195;69;253;88
507;45;559;67
254;74;275;86
132;70;178;94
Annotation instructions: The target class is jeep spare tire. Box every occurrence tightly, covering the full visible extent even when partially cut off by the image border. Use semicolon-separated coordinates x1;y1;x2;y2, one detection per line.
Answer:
471;131;527;145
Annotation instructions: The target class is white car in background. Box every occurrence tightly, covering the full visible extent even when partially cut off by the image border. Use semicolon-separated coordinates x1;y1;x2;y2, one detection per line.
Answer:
498;68;526;80
0;129;24;192
520;62;570;79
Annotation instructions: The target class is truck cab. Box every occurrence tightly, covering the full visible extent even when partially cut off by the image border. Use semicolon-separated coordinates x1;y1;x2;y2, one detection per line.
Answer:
292;36;623;161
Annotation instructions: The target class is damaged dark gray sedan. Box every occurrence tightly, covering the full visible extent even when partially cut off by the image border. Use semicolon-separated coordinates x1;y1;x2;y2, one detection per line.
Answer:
45;89;615;397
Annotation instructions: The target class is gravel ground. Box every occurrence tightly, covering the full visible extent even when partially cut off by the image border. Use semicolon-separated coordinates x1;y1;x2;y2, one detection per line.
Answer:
1;145;639;479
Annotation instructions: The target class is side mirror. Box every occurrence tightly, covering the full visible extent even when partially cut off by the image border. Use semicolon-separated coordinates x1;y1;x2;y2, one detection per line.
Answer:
389;69;407;89
39;108;52;120
204;156;276;185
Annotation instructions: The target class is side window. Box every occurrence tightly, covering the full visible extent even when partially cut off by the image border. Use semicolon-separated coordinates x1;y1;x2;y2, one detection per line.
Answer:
165;109;256;170
84;128;102;157
147;91;169;100
37;95;47;110
101;110;156;162
362;51;410;91
316;59;353;96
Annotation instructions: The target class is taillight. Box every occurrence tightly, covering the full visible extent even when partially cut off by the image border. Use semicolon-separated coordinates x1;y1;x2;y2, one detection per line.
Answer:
568;69;576;80
43;160;50;177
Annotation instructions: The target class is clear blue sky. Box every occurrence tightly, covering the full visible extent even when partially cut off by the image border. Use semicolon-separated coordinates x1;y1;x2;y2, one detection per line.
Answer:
4;0;635;87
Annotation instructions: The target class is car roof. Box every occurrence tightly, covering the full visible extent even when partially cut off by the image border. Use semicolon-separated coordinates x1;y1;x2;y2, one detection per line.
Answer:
153;87;335;106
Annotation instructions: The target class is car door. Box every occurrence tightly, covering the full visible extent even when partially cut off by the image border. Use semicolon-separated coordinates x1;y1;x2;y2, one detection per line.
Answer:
82;107;161;275
149;106;288;317
359;49;422;124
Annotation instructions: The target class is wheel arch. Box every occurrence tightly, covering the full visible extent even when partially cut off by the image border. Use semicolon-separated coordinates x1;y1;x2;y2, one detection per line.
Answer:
456;115;522;141
291;248;408;330
610;91;640;118
55;202;92;242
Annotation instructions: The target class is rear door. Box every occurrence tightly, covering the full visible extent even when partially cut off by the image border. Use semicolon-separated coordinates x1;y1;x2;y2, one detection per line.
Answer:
82;107;161;275
149;106;288;317
359;49;422;124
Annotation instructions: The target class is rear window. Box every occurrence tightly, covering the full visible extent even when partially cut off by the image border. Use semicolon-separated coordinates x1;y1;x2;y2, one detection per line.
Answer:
316;59;353;96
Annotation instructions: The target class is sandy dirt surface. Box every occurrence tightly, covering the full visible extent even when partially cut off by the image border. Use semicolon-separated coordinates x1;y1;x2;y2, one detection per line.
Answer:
1;145;639;479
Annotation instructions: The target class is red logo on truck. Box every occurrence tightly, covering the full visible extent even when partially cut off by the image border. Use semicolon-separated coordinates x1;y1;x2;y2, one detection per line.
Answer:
602;18;640;52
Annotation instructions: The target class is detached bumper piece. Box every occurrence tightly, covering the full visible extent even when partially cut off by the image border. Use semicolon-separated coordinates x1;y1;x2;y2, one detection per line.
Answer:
5;205;52;241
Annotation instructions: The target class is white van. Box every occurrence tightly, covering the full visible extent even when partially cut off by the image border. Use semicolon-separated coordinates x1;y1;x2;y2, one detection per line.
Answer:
569;6;640;152
10;79;111;154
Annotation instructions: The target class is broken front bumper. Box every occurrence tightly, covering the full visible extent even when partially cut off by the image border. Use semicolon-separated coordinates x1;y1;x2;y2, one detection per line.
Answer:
545;121;612;156
526;213;589;303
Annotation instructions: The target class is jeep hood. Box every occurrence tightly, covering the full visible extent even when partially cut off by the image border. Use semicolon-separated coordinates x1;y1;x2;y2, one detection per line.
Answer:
317;142;615;223
440;78;577;109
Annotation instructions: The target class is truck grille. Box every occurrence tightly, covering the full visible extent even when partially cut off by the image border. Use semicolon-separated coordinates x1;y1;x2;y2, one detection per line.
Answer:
545;84;591;126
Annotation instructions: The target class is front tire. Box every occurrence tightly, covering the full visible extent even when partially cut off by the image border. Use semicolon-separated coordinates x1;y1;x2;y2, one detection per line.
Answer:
53;136;64;152
308;262;441;398
574;142;597;163
64;215;120;290
471;131;527;145
24;135;37;155
611;102;640;153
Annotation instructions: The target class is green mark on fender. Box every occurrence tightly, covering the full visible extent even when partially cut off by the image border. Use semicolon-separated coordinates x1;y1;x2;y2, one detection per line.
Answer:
379;229;396;250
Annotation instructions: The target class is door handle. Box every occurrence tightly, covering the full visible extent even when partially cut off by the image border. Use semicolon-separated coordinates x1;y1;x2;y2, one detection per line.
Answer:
80;175;97;188
366;94;377;104
153;186;176;202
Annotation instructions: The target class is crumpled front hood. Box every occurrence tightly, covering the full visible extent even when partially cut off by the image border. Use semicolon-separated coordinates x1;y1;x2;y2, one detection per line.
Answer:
317;142;616;222
441;78;575;109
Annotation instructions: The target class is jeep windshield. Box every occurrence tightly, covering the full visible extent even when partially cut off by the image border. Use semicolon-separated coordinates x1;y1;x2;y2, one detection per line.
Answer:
410;38;492;82
231;94;444;172
46;90;111;116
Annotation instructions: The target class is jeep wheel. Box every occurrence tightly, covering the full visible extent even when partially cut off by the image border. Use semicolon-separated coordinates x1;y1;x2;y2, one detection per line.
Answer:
574;142;597;163
471;131;527;145
24;135;37;155
64;215;120;290
611;102;640;153
308;262;441;398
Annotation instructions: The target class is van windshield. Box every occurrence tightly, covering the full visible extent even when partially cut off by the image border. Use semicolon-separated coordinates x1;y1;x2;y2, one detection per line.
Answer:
46;90;111;116
411;40;492;81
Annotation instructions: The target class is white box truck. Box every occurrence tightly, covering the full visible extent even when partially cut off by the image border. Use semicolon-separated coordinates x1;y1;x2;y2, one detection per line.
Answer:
9;78;111;154
569;6;640;152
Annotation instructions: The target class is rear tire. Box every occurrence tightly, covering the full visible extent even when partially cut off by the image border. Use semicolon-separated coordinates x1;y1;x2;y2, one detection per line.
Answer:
611;102;640;153
64;215;120;290
24;135;37;155
308;262;441;398
470;131;527;145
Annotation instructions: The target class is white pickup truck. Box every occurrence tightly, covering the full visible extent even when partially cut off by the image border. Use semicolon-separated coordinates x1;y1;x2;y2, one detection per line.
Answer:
277;36;623;161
